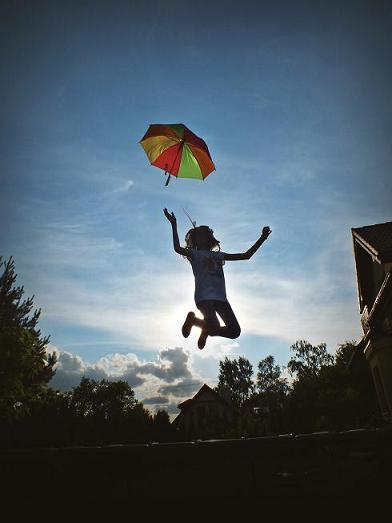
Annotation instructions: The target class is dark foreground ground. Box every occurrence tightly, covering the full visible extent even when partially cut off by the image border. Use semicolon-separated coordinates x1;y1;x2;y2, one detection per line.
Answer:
1;427;391;501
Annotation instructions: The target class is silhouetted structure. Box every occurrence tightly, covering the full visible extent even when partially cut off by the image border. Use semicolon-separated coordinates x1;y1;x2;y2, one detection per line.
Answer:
352;221;392;422
172;384;234;439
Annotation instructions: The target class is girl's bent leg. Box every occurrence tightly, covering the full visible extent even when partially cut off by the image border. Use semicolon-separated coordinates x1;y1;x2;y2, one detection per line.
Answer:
196;300;240;340
214;301;241;339
196;301;221;336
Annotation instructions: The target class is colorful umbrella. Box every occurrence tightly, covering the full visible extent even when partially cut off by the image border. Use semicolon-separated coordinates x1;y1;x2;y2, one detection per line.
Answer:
139;123;215;186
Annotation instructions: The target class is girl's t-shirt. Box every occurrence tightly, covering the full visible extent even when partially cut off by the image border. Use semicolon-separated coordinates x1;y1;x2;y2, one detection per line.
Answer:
189;249;227;303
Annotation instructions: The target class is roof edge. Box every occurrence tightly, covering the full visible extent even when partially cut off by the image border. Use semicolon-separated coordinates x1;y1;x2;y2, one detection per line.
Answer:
352;230;379;259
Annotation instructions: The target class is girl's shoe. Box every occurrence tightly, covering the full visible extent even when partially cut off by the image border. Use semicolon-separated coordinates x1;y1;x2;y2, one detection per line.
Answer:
182;312;195;338
198;329;208;350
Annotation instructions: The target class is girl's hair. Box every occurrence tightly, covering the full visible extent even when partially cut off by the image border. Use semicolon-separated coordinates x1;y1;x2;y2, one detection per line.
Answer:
185;226;220;251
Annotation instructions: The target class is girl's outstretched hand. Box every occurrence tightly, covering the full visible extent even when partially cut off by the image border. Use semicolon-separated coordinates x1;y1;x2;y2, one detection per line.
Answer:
262;226;272;239
163;208;177;225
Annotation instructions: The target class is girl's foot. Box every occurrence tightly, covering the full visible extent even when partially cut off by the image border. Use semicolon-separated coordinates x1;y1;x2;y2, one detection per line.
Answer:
198;329;208;350
182;311;195;338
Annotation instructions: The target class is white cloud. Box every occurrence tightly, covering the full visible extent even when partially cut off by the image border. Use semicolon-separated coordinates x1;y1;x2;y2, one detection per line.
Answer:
48;345;206;418
158;378;203;397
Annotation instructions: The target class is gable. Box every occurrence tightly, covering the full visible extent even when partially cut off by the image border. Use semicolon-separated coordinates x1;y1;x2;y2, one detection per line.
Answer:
177;384;232;411
352;222;392;264
196;388;220;403
352;222;392;313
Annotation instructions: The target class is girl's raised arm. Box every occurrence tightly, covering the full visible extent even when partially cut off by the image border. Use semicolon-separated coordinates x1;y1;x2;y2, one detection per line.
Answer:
224;226;271;261
163;208;191;258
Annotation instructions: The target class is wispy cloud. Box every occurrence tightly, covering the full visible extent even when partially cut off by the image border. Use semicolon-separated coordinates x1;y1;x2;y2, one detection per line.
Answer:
31;196;364;357
229;269;360;350
111;179;134;193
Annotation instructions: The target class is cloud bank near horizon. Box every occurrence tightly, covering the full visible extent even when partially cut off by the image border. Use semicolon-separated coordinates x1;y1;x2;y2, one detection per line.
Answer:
48;345;205;416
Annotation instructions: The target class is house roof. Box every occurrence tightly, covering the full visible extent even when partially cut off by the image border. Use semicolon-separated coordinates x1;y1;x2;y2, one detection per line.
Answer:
177;398;192;409
172;384;233;427
352;221;392;263
177;384;231;410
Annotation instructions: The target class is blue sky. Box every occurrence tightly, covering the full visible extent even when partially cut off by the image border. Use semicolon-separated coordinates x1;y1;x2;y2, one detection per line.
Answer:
1;0;391;417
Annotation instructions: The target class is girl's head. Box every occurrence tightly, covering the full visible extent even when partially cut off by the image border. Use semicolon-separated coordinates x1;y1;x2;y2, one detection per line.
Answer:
185;225;220;251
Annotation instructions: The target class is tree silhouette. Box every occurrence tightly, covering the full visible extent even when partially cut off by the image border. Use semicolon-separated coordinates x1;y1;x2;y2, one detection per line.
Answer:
256;355;288;395
216;356;254;410
69;377;149;444
151;409;176;442
0;257;56;423
70;377;137;419
283;340;380;433
287;339;334;379
251;355;289;434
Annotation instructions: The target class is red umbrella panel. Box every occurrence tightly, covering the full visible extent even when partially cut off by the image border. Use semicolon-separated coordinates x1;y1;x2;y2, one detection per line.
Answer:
139;123;215;185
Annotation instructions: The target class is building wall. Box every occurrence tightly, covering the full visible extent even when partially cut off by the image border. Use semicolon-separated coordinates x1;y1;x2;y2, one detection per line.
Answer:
175;391;234;438
366;337;392;421
354;236;392;423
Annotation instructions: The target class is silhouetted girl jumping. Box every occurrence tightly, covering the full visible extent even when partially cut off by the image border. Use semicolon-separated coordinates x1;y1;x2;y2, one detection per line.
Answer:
163;208;271;349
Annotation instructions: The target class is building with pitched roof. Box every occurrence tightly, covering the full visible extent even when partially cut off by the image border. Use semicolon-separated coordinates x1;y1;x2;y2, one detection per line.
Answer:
351;221;392;421
172;384;235;439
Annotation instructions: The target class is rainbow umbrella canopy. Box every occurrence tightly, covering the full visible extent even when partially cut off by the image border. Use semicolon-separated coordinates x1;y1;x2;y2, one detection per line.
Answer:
139;123;215;185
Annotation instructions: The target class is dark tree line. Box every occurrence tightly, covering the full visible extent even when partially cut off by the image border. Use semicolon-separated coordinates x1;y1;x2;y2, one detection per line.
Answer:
214;339;381;438
0;256;382;448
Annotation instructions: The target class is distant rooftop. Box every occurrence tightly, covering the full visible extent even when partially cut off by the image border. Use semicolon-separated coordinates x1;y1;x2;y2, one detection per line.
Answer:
352;221;392;263
177;383;230;410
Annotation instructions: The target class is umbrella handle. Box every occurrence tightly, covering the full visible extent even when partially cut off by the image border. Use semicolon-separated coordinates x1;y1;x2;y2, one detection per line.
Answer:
165;172;171;186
